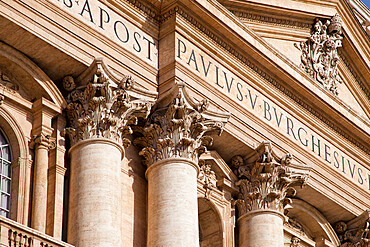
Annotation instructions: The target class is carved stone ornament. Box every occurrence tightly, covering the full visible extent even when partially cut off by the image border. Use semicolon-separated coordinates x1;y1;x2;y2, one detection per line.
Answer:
134;81;230;167
198;160;217;199
30;133;56;150
285;216;310;239
295;14;343;95
334;210;370;247
0;69;19;92
64;58;157;147
290;236;301;247
232;141;311;216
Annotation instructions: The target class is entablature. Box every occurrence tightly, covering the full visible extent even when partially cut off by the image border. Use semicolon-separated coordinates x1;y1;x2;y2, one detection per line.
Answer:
153;1;370;223
156;0;369;156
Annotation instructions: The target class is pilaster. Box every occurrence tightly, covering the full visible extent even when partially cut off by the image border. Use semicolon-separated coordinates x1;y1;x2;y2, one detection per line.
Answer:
31;98;60;233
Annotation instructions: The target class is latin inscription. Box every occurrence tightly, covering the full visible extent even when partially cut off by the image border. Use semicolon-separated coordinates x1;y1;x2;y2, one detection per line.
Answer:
51;0;158;66
176;36;370;191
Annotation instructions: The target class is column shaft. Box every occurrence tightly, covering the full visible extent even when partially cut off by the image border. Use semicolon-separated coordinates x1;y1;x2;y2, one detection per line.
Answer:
31;145;49;232
239;211;284;247
147;159;199;247
67;139;122;247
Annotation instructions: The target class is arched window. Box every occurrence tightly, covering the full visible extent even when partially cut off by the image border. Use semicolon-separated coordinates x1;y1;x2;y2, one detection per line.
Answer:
0;130;11;218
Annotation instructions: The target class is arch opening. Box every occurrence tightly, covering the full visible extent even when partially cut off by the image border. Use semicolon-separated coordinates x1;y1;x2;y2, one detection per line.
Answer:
198;198;223;247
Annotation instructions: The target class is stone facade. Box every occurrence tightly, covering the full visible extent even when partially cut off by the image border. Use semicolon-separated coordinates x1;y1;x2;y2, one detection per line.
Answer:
0;0;368;246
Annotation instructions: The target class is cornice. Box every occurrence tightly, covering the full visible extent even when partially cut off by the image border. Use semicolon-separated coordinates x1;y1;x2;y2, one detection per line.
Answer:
123;0;160;23
161;6;370;155
339;49;370;99
229;9;313;30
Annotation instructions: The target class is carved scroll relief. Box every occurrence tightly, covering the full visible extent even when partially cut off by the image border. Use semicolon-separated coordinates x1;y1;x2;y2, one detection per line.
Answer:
295;14;343;95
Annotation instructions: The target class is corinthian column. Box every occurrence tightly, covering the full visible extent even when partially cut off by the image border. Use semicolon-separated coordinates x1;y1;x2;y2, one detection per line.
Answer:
64;59;156;247
134;82;229;247
232;141;311;247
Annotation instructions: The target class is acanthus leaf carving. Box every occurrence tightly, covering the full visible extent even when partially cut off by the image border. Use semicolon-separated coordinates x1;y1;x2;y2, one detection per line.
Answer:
232;141;311;216
134;81;230;166
64;58;156;147
295;14;343;95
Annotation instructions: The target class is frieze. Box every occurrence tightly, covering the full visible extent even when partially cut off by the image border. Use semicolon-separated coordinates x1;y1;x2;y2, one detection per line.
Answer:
50;0;158;67
162;7;369;154
119;0;370;101
176;36;370;191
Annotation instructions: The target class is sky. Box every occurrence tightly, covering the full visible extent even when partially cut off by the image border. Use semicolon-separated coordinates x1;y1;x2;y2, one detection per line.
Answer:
362;0;370;9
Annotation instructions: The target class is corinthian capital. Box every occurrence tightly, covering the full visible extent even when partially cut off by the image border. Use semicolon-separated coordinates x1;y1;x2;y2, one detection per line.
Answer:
30;133;56;150
134;81;230;167
232;141;311;216
64;58;157;147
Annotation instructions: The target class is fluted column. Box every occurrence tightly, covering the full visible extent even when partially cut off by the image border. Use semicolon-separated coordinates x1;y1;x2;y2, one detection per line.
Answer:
31;134;55;232
135;82;229;247
232;141;311;247
64;59;155;247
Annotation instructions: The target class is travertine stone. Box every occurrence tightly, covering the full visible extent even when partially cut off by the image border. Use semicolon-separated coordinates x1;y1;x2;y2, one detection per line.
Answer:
31;134;55;233
147;158;199;247
239;210;285;247
68;138;122;247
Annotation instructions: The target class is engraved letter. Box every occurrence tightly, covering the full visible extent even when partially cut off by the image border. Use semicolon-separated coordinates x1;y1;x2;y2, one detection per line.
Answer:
187;50;199;72
133;32;142;53
263;101;271;121
177;39;186;60
80;0;94;23
99;7;110;30
114;21;129;43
